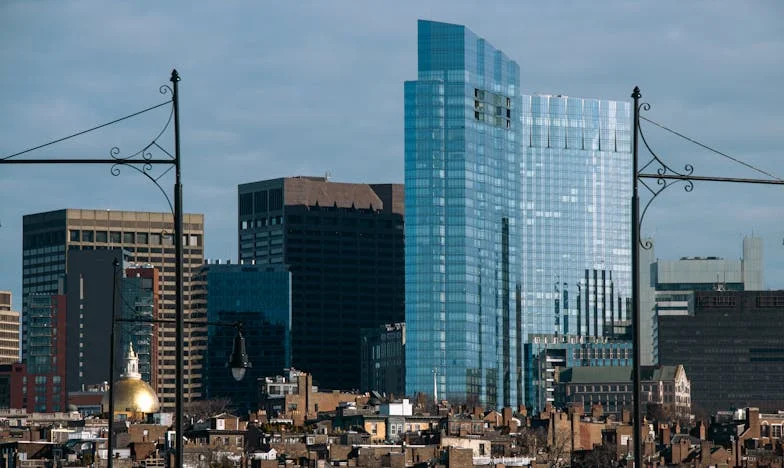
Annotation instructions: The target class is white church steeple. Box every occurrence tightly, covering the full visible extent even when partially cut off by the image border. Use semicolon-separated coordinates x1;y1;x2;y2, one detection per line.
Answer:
122;343;141;379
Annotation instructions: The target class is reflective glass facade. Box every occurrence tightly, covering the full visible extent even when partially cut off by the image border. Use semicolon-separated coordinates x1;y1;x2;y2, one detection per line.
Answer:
521;95;632;339
405;20;523;407
201;263;291;414
405;20;633;408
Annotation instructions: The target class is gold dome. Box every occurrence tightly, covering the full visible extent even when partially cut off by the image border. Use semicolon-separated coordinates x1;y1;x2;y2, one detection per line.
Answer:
101;378;161;415
102;343;160;416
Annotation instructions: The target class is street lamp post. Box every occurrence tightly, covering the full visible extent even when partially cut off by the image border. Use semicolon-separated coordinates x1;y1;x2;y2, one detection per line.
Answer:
108;258;120;468
1;69;186;467
171;68;186;468
629;86;784;467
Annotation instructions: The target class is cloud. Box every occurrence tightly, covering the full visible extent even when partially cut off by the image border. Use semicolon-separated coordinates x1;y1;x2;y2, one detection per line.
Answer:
1;0;783;302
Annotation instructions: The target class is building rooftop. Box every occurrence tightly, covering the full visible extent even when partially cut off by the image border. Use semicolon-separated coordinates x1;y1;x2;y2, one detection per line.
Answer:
559;365;682;384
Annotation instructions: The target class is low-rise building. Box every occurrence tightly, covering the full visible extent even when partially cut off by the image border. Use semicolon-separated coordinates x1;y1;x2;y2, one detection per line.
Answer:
259;369;368;426
524;333;633;414
557;365;690;420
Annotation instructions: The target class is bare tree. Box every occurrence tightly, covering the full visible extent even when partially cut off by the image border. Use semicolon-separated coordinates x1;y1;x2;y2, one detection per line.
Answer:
184;397;232;421
513;426;570;467
576;442;618;467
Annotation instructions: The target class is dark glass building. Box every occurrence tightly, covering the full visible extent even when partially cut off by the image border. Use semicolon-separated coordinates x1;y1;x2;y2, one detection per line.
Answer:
199;262;291;414
360;322;406;396
24;294;67;412
237;177;404;391
658;290;784;413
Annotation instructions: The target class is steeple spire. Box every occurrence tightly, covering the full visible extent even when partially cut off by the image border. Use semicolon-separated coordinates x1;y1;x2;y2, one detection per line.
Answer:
122;342;141;379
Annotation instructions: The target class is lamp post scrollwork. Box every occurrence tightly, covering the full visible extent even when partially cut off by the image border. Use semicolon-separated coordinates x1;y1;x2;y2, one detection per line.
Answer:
630;86;784;467
0;69;187;468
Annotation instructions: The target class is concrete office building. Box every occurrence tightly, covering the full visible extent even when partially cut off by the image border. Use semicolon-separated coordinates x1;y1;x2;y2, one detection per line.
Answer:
195;261;291;414
658;290;784;413
404;20;632;406
22;209;204;409
237;177;404;391
641;236;763;364
0;291;20;364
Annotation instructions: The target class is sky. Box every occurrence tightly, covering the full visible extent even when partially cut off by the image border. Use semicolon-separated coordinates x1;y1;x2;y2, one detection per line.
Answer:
1;1;783;306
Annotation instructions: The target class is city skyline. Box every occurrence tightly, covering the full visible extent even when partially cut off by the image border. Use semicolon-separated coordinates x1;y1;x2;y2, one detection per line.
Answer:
2;2;784;305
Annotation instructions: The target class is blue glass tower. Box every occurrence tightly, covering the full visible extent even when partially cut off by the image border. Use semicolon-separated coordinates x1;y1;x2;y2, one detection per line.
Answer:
201;263;291;414
405;20;523;407
520;95;632;340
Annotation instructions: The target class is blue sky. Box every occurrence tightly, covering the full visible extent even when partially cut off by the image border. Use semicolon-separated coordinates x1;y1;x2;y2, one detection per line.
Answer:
1;1;783;304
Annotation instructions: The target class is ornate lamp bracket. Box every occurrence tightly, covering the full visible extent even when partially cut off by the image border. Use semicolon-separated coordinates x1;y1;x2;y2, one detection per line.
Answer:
636;101;695;250
109;84;176;214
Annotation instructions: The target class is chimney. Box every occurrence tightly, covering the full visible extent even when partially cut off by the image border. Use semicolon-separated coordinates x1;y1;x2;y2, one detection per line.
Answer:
746;407;760;439
502;407;513;427
700;440;713;462
661;425;671;446
622;408;631;424
591;403;604;419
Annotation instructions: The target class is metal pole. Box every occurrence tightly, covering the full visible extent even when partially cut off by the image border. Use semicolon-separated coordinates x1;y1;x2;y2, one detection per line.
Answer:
171;68;184;468
108;258;119;468
631;86;642;467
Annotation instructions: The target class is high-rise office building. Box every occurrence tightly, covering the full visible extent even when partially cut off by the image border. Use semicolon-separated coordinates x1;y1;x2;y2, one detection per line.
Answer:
360;322;406;396
196;261;291;414
404;20;633;407
658;290;784;413
521;95;632;339
64;250;159;393
237;177;404;390
24;294;67;412
65;248;127;392
123;265;160;389
0;291;20;364
641;236;763;364
405;19;522;407
22;209;204;409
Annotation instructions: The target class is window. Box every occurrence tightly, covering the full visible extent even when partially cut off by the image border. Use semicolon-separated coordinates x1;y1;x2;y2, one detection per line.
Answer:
123;232;135;244
773;425;782;438
109;231;121;243
137;233;149;244
95;231;108;243
69;230;80;241
82;231;94;242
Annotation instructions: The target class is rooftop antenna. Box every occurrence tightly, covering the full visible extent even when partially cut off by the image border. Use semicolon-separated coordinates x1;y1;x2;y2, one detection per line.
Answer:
324;170;332;182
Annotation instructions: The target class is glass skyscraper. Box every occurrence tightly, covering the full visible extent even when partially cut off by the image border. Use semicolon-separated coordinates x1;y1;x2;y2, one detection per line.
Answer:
405;20;632;407
199;262;292;414
520;95;632;340
405;20;523;407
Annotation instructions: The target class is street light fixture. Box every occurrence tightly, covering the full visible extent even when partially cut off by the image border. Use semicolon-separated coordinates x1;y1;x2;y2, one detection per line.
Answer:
228;326;251;382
